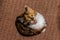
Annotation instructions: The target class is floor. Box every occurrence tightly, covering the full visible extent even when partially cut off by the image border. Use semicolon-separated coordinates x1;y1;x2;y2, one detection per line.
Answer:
0;0;60;40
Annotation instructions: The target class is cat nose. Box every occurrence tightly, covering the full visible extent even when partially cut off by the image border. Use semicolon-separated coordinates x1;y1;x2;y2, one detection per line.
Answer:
31;20;37;24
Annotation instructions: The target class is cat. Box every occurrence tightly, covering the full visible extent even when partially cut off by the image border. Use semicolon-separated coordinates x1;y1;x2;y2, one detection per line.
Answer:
15;5;47;36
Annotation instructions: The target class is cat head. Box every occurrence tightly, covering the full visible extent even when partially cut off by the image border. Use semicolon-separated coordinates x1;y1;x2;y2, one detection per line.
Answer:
24;5;37;24
25;6;37;23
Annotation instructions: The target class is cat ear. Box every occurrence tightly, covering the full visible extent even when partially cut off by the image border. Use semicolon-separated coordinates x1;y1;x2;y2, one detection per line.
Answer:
24;5;31;12
24;5;28;12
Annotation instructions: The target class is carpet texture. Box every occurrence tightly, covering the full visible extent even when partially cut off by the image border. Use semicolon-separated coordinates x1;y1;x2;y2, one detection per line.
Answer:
0;0;60;40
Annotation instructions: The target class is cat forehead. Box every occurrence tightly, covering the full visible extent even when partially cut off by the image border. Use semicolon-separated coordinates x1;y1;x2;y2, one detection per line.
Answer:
26;9;35;14
24;5;36;14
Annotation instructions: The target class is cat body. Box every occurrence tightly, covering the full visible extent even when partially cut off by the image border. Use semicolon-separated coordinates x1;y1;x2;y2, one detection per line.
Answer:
15;6;47;36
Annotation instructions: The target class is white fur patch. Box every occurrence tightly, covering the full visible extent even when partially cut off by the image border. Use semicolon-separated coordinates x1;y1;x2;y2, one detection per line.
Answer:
29;12;47;31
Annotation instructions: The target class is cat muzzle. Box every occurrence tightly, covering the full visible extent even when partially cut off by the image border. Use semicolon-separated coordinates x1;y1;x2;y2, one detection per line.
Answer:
31;20;37;24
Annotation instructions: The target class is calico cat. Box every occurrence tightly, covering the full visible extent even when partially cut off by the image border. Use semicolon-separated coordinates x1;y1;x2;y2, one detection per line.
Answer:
15;5;47;36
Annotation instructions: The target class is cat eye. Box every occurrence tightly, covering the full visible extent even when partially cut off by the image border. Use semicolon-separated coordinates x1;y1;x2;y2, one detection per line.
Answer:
27;16;34;20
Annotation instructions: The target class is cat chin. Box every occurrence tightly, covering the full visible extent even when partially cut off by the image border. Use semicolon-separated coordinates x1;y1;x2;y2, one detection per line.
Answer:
28;12;47;31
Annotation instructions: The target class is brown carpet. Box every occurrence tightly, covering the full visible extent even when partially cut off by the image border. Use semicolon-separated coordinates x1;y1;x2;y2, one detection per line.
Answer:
0;0;60;40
